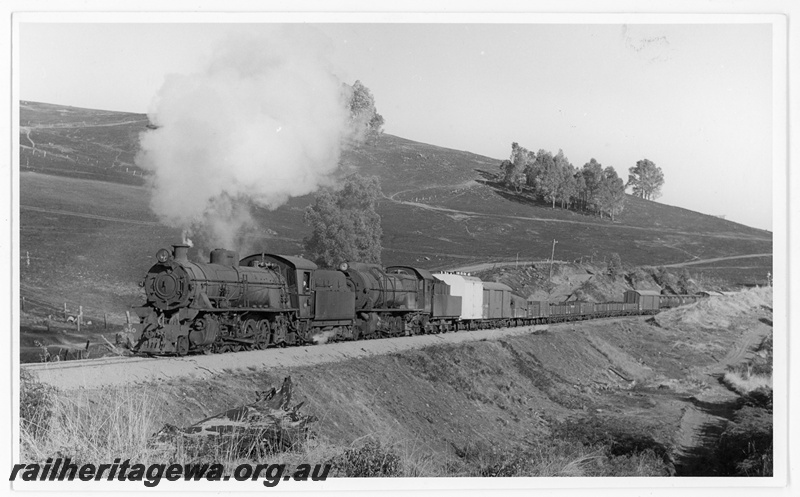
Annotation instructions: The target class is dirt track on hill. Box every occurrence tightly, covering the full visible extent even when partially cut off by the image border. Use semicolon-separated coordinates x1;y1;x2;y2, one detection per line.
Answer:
448;259;556;272
450;253;772;274
662;253;772;267
26;119;148;129
20;205;160;226
670;318;771;474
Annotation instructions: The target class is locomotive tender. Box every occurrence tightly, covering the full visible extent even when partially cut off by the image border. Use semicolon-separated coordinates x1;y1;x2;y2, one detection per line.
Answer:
126;243;703;356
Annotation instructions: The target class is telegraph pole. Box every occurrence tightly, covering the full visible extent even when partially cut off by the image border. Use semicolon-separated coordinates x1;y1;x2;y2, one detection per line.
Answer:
549;239;558;281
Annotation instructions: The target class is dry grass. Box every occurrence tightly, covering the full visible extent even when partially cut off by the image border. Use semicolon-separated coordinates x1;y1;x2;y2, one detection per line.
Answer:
527;443;607;477
21;384;169;465
721;370;772;396
722;322;772;397
19;373;447;477
447;438;669;477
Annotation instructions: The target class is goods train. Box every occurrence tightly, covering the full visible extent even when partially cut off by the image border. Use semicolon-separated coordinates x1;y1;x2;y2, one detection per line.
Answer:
123;243;704;356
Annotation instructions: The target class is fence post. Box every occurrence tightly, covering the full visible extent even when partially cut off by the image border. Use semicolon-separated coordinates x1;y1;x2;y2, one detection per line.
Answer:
104;313;108;329
126;311;131;324
77;306;83;332
21;297;25;312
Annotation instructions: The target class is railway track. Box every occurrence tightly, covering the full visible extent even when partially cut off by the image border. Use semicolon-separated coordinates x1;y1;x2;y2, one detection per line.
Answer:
22;311;665;390
22;354;156;372
21;321;564;390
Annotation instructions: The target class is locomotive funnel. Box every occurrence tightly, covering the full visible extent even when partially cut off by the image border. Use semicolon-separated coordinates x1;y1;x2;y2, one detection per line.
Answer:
173;243;190;262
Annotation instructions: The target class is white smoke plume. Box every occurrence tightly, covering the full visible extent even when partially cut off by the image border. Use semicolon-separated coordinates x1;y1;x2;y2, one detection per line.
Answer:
311;329;337;345
182;232;194;247
136;27;354;251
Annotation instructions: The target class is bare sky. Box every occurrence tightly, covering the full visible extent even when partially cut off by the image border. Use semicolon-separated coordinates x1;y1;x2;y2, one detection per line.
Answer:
19;21;774;231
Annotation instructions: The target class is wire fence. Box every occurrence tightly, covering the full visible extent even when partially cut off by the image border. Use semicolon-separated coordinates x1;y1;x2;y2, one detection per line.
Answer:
20;290;132;331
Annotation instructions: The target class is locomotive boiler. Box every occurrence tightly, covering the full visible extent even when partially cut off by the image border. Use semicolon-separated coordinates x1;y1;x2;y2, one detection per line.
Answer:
144;244;287;311
337;261;421;338
342;262;419;311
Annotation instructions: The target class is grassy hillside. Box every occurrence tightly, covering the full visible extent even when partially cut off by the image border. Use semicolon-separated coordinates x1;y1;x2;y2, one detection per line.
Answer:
341;134;770;270
18;102;772;324
20;101;148;185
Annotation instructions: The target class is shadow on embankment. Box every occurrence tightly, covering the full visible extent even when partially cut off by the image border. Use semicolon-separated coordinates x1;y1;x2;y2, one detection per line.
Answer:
671;395;740;476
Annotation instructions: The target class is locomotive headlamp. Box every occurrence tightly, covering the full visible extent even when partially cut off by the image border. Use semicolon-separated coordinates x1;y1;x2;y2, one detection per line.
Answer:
338;262;349;271
156;248;171;263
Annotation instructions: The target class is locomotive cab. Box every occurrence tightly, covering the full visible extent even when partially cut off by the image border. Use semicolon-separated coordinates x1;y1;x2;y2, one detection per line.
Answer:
238;254;354;326
385;265;434;313
239;254;316;318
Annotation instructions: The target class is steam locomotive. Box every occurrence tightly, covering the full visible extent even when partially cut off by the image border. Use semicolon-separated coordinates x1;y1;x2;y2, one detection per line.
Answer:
124;243;703;356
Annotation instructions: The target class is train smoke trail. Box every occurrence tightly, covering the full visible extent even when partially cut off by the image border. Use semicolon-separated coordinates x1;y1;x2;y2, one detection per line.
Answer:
310;329;336;345
136;27;354;252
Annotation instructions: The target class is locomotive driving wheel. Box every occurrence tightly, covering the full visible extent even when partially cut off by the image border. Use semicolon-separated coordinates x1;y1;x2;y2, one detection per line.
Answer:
255;319;270;349
241;319;258;339
175;336;189;356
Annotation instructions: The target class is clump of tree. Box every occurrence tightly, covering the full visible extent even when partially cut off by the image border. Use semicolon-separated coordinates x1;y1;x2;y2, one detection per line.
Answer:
576;158;603;212
303;174;383;268
499;160;524;193
498;142;531;192
595;166;626;221
627;159;664;200
504;145;572;209
531;149;561;208
498;144;626;220
343;80;385;144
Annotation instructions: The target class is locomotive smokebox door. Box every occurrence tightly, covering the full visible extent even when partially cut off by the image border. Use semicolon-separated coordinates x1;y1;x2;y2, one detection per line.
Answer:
144;261;192;310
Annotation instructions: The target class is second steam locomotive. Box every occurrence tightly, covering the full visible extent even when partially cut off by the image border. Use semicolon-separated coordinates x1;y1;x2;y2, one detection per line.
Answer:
125;243;703;356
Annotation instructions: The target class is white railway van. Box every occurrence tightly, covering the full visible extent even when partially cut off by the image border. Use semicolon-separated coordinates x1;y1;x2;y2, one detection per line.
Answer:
432;272;483;320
